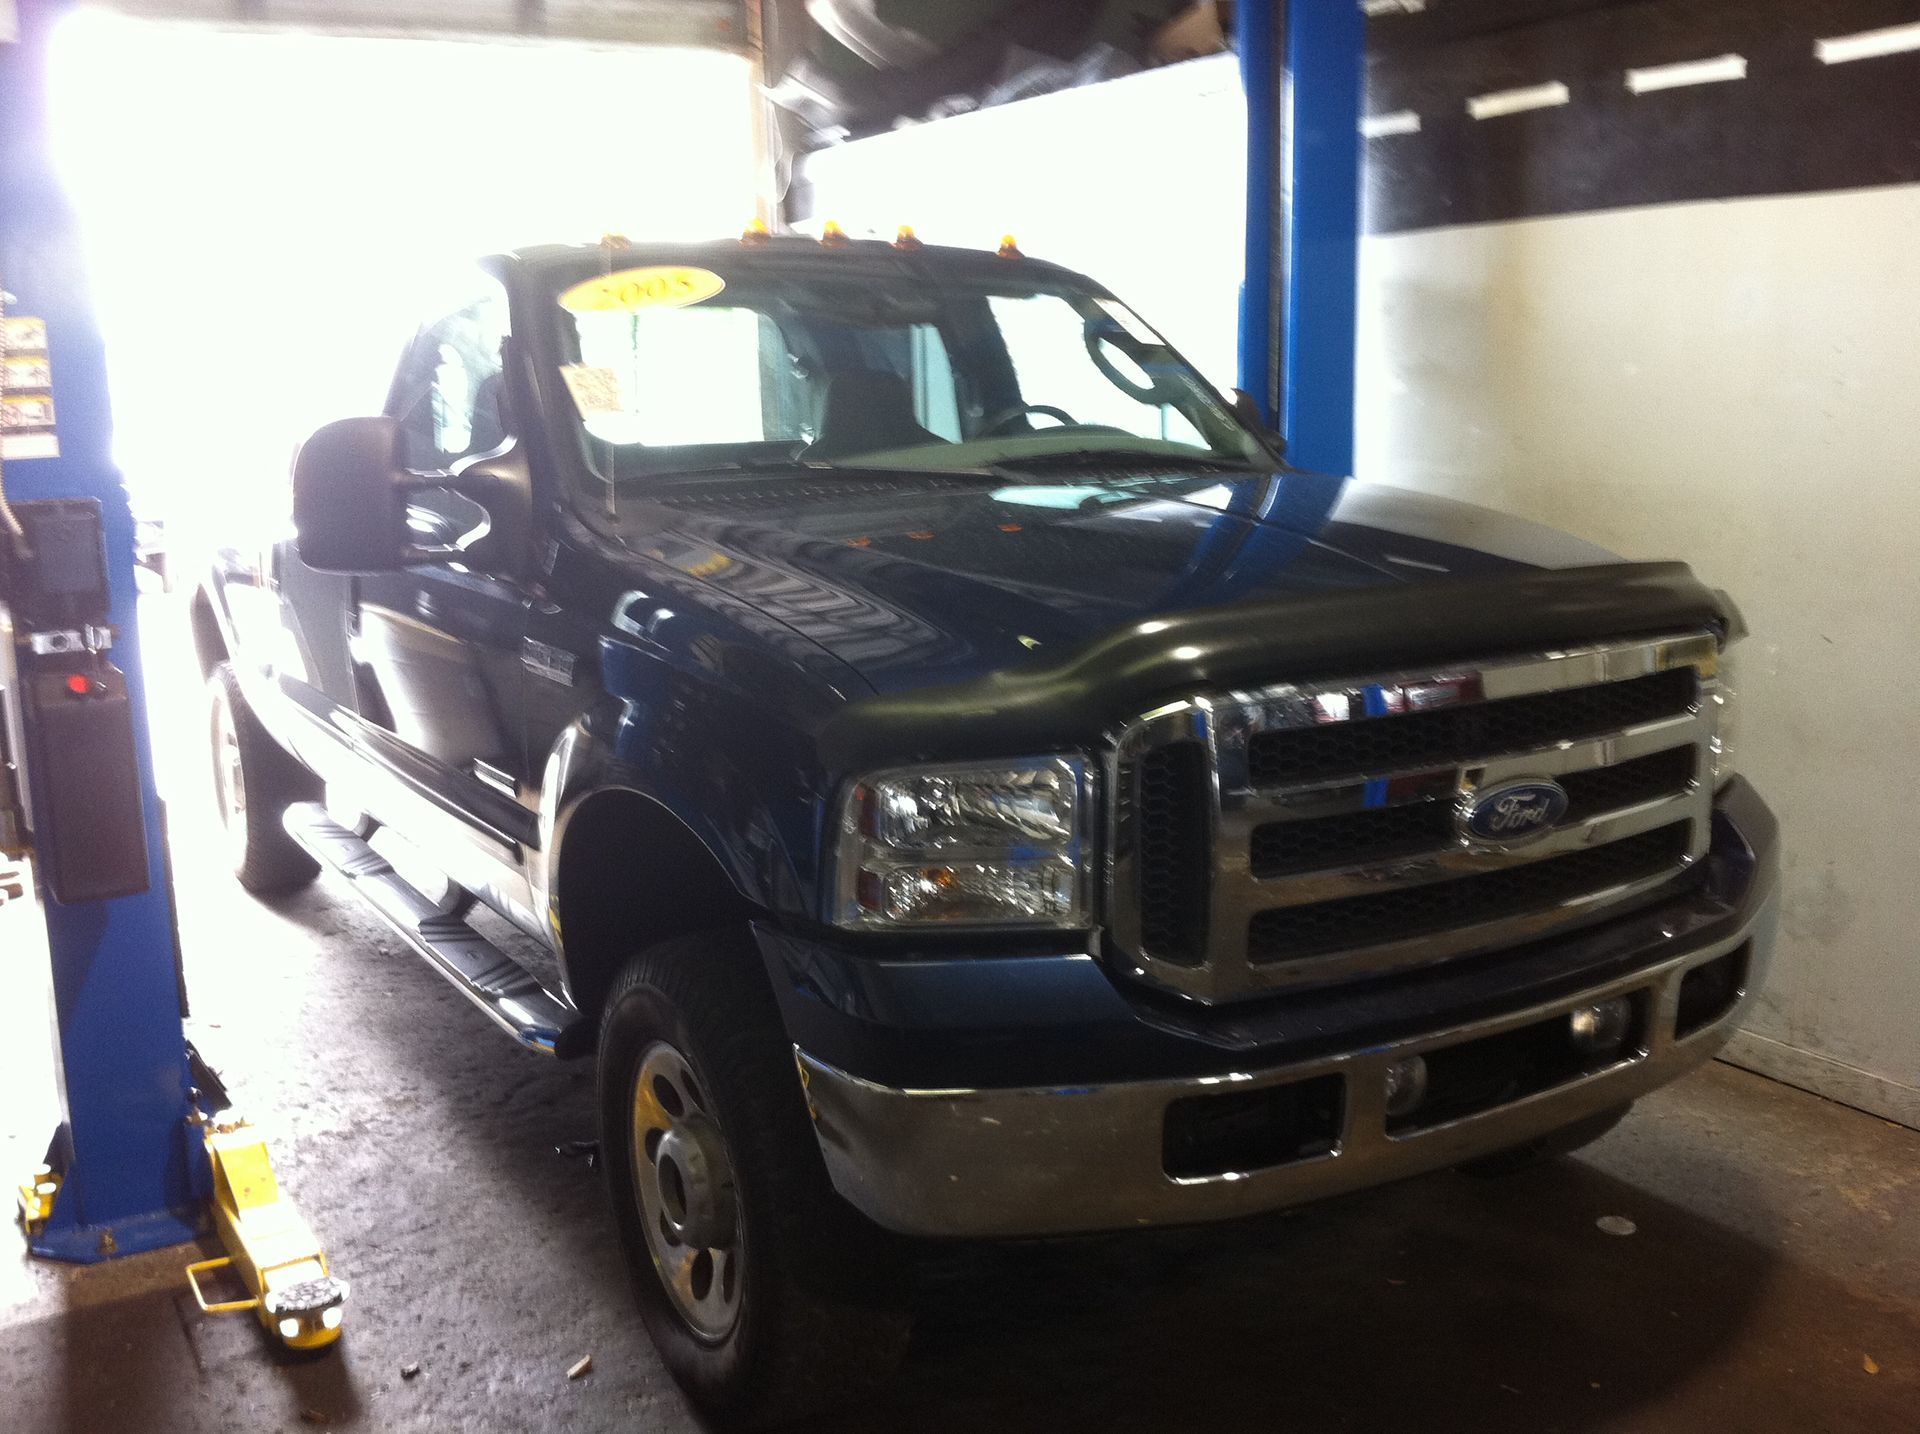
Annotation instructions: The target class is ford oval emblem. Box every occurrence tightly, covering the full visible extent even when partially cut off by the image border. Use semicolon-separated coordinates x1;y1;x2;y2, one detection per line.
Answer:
1462;778;1569;845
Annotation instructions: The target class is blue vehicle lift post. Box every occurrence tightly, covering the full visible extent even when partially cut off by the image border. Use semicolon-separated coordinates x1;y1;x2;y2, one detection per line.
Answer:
1159;0;1364;608
1238;0;1365;476
3;0;209;1261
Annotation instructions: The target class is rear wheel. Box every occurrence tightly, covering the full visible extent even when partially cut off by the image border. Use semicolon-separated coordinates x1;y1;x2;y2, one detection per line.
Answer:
597;928;910;1427
207;662;320;894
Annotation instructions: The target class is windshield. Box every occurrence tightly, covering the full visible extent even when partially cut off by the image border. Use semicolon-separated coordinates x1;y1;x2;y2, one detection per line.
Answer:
543;258;1268;488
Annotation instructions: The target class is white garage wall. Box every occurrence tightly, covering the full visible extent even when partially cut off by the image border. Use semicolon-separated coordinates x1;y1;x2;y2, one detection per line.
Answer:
794;53;1247;393
1356;183;1920;1126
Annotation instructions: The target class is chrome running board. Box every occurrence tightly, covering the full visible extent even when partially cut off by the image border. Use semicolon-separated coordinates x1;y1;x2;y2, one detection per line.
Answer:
283;802;588;1057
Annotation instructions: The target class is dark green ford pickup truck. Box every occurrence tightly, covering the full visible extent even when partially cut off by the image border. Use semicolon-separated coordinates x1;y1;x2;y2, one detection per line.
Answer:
193;234;1777;1425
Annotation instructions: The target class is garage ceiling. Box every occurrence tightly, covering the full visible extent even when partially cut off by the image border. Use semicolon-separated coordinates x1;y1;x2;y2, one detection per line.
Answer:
91;0;748;48
764;0;1217;148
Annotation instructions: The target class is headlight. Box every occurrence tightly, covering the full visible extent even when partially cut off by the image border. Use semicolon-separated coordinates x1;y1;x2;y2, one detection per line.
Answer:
1708;645;1738;787
833;757;1090;929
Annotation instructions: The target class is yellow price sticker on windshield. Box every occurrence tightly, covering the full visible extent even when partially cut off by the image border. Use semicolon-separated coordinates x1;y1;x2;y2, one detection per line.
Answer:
558;265;726;314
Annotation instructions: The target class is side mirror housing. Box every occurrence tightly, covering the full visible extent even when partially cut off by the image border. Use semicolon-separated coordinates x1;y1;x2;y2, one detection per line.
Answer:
444;446;533;577
291;416;410;573
292;416;534;577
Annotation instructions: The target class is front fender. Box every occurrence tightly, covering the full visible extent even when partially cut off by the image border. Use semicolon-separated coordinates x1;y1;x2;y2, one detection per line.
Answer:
200;543;292;691
531;709;823;962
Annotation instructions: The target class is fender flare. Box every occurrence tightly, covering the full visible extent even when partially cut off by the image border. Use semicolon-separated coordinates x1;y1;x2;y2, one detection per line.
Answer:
533;719;769;1001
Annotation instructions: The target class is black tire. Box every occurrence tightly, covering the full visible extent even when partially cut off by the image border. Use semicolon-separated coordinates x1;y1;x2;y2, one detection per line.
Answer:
207;661;321;894
597;928;910;1428
1458;1102;1634;1178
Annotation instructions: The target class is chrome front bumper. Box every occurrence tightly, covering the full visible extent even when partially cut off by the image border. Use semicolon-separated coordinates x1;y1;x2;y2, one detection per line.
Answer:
796;897;1777;1239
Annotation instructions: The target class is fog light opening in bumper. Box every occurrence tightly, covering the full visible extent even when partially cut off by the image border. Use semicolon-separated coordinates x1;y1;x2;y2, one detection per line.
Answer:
1569;997;1633;1055
1383;1054;1428;1118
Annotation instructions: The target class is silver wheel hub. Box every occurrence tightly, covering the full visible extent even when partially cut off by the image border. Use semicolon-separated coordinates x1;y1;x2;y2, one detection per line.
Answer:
654;1122;735;1250
632;1042;744;1341
212;691;246;827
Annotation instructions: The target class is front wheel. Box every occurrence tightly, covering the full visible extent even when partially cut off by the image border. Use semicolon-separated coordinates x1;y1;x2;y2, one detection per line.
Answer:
597;929;910;1427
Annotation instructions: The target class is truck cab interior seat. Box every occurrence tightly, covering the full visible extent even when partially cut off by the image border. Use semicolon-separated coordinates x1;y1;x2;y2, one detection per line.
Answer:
806;369;947;459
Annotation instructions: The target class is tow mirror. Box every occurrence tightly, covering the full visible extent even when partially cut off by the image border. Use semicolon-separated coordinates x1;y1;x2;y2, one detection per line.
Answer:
290;416;410;573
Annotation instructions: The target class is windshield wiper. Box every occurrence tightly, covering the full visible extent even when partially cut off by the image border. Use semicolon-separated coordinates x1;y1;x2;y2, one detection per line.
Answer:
625;458;1002;483
800;460;1002;480
987;448;1268;475
615;454;802;481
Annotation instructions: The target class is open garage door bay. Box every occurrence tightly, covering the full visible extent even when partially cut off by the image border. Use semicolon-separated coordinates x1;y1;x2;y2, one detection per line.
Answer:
81;0;744;48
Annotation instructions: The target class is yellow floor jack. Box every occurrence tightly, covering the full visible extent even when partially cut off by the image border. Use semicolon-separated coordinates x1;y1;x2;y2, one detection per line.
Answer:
181;1054;348;1351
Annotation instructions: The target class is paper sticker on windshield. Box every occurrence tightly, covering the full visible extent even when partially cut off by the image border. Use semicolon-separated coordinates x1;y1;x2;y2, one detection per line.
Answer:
559;364;625;417
1096;298;1164;346
558;265;725;315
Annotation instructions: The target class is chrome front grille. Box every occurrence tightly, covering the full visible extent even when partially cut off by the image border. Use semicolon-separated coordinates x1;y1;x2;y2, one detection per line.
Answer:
1109;632;1725;1004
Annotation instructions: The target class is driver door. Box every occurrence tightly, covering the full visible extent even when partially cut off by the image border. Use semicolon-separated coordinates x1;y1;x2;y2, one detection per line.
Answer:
346;275;539;891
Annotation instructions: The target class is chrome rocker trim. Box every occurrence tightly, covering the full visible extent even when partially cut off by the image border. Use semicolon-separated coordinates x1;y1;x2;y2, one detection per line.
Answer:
796;898;1777;1239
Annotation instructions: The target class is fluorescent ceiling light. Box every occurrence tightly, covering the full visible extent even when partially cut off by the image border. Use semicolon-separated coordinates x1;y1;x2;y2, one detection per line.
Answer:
1625;53;1747;94
1815;22;1920;65
1361;109;1421;138
1466;81;1570;120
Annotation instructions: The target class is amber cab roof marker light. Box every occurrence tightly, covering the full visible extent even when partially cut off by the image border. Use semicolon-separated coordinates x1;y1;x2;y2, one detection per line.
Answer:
892;224;924;252
740;217;772;245
997;233;1024;259
819;220;854;248
600;233;631;250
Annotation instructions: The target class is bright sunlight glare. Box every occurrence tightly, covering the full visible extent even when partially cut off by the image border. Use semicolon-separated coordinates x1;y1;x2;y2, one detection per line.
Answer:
46;7;754;550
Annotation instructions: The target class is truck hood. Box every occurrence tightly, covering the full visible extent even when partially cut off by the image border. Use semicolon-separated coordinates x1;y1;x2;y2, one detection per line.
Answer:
616;468;1618;695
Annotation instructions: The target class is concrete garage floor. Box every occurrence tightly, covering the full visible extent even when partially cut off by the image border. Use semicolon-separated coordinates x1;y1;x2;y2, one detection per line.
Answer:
2;597;1916;1433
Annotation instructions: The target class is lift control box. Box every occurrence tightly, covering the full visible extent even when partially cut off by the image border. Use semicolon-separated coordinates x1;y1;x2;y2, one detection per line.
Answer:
0;498;149;903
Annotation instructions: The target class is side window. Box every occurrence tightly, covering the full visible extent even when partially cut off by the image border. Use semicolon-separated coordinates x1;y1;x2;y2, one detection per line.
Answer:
389;276;511;472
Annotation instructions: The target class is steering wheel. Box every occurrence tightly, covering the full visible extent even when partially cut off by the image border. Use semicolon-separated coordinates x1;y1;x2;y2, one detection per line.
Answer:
980;403;1077;437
